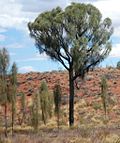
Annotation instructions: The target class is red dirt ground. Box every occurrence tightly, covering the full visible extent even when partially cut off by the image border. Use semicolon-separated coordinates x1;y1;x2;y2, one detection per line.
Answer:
17;68;120;102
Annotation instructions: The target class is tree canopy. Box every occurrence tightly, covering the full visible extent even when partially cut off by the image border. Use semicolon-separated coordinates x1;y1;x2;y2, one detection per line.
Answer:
28;3;113;78
28;3;113;126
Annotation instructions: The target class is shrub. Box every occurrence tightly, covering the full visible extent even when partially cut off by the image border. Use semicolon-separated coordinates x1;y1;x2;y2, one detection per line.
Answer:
39;81;53;125
53;82;62;128
31;92;39;132
117;61;120;69
100;76;109;119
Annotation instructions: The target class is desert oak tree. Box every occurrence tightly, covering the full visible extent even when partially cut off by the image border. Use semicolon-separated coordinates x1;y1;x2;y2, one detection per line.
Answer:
28;3;113;126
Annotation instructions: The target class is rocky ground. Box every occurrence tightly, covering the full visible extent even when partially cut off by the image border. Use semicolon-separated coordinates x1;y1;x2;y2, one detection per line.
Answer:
17;67;120;100
16;67;120;126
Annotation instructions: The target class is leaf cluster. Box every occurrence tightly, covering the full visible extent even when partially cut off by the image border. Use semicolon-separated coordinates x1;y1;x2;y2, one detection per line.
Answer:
28;3;113;79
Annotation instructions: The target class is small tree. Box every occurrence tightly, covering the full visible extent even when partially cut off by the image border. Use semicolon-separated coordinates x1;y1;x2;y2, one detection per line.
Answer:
47;92;53;118
0;48;10;137
31;92;39;132
39;81;53;125
53;82;62;129
10;62;17;136
100;76;108;119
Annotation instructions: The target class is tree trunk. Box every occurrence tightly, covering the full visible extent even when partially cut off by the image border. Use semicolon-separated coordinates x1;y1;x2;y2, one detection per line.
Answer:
11;89;15;136
69;69;74;127
4;103;8;137
12;104;13;136
57;109;60;129
12;102;15;137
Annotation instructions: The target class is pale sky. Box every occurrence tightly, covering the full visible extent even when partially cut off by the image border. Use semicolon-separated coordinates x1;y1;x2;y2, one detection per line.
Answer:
0;0;120;72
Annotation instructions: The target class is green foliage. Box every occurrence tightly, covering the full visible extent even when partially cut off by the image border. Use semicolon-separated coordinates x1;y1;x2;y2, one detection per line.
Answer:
47;92;53;118
54;82;62;114
93;102;102;111
100;76;109;118
10;62;17;136
0;48;9;75
31;92;39;132
10;62;17;86
0;48;10;104
21;92;26;111
0;48;10;137
28;3;113;126
53;82;62;128
28;3;113;75
20;92;26;125
0;48;18;137
39;81;53;125
116;61;120;69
